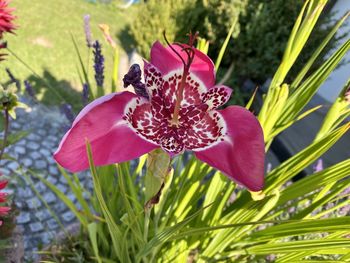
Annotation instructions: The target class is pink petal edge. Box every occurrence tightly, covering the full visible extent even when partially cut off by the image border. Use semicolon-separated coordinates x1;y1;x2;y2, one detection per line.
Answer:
150;41;215;88
194;106;265;191
54;92;158;172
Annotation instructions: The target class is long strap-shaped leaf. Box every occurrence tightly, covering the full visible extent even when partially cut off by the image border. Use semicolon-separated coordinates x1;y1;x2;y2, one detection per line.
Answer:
246;239;350;255
250;217;350;241
278;39;350;127
136;204;212;261
277;158;350;205
86;141;128;263
291;11;350;89
265;123;350;192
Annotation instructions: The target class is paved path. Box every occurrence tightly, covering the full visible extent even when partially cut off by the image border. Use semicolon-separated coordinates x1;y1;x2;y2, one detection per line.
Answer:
0;50;138;261
1;97;93;261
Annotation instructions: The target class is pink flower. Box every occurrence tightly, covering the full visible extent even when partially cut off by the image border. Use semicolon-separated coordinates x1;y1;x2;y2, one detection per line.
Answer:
0;0;16;61
54;41;265;191
0;0;16;36
313;159;323;173
345;89;350;103
0;177;10;226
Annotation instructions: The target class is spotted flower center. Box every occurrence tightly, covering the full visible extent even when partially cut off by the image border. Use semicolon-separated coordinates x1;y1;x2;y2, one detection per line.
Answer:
124;64;231;154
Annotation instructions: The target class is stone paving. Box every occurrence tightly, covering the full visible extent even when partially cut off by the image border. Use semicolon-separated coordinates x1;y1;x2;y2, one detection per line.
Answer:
0;51;138;261
0;97;93;261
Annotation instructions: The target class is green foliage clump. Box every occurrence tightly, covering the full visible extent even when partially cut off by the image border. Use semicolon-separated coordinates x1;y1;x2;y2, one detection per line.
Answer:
128;0;338;84
127;0;195;58
232;0;337;83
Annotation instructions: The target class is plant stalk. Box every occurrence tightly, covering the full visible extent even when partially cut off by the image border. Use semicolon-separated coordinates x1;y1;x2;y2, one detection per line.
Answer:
144;209;150;243
0;110;9;163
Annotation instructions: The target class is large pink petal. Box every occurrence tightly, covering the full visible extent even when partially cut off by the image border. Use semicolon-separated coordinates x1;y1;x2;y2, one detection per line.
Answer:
54;92;158;172
194;106;265;191
150;41;215;88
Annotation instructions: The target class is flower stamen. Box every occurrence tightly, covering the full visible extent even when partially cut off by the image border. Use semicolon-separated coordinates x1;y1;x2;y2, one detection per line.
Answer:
163;32;198;126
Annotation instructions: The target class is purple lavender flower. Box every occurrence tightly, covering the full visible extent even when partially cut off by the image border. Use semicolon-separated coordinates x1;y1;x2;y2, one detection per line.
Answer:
345;87;350;103
266;254;276;262
82;83;89;105
84;14;93;48
341;186;350;196
60;103;75;124
24;80;35;98
325;202;334;210
266;162;272;173
92;41;104;88
339;204;350;216
6;68;20;90
123;64;149;99
288;206;296;214
313;159;323;173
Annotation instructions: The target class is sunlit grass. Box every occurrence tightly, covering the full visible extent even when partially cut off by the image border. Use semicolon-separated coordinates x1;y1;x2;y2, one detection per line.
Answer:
0;0;135;108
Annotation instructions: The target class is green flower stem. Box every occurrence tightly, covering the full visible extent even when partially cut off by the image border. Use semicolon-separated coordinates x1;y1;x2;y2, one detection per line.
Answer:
0;110;9;162
142;209;151;263
144;209;150;243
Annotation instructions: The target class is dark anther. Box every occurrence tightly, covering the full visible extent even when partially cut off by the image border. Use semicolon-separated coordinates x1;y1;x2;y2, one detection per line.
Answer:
123;64;142;87
123;64;149;99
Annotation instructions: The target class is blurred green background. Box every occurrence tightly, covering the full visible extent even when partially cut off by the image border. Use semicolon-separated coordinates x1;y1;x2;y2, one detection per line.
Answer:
0;0;339;109
0;0;136;108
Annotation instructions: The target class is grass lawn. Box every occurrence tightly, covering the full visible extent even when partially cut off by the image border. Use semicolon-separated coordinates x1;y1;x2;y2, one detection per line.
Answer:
0;0;136;109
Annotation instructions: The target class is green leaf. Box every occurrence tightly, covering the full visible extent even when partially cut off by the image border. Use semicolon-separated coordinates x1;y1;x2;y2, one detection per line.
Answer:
0;114;4;132
111;47;119;93
265;123;350;192
88;222;102;263
268;0;324;91
291;11;350;89
215;17;237;73
136;204;211;260
291;179;350;220
277;158;350;205
245;87;258;110
144;149;171;205
250;217;350;241
30;169;88;227
196;38;209;54
201;172;234;224
246;239;350;254
315;78;350;141
58;165;94;221
71;33;93;99
0;130;30;147
278;39;350;127
266;105;322;143
86;141;126;262
24;170;69;235
202;190;280;258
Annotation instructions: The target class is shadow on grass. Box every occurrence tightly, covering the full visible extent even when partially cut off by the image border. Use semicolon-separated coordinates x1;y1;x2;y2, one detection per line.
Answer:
25;69;83;111
117;25;138;55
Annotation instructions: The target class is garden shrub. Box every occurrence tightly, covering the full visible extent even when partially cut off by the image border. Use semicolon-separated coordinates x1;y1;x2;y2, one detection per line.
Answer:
127;0;195;57
128;0;338;84
231;0;338;83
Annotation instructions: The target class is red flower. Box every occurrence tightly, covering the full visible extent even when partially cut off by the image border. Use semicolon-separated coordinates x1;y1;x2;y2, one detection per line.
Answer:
0;0;16;61
0;175;10;226
0;0;16;36
54;41;265;191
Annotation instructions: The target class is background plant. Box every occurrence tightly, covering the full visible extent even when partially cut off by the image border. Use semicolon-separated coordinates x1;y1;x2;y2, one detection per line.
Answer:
127;0;340;87
0;0;134;109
